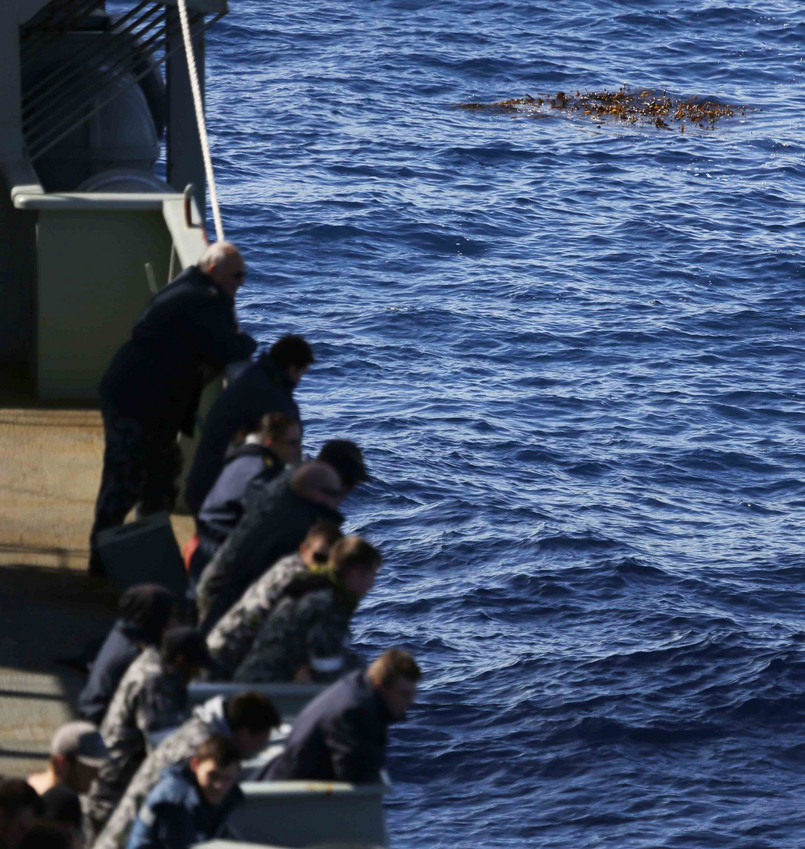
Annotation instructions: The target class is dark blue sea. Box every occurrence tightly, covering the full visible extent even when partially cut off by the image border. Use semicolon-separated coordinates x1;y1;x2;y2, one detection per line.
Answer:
204;2;805;846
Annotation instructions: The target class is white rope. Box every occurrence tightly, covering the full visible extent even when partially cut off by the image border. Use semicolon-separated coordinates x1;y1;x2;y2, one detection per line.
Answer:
176;0;225;242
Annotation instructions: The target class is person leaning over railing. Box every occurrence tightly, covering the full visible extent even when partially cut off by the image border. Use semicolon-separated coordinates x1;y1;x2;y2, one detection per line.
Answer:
232;536;381;685
92;692;279;849
89;241;257;577
125;735;243;849
264;649;421;784
78;585;179;727
184;334;314;515
187;412;303;589
194;440;368;634
85;628;214;844
205;520;343;679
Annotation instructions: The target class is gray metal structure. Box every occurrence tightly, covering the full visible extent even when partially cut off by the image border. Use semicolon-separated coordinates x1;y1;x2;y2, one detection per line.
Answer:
0;0;227;400
189;683;327;723
226;781;389;848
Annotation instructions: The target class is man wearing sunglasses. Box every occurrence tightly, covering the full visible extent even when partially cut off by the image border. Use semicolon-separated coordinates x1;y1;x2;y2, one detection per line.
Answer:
89;241;256;577
183;333;314;515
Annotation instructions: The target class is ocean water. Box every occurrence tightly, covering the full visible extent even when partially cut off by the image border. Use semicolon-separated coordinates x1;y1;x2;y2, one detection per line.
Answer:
203;2;805;846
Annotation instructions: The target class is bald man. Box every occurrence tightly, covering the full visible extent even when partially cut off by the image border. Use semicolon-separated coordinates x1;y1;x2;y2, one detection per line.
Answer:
89;242;257;576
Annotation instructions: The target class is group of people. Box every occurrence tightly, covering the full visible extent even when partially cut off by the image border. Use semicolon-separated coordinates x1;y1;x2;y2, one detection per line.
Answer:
0;241;422;849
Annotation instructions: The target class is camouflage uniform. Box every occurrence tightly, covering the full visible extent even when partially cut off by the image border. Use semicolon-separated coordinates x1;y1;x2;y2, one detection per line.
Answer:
232;576;358;684
85;647;189;843
92;696;231;849
206;553;307;679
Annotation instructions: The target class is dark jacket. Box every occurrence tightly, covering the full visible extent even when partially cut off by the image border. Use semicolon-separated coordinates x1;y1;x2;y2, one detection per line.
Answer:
79;586;177;725
125;762;243;849
99;265;256;436
195;471;343;634
197;443;284;543
184;354;299;513
79;620;148;725
266;670;391;784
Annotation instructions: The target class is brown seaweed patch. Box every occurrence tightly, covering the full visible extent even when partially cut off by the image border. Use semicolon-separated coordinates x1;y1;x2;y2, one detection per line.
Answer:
460;87;750;130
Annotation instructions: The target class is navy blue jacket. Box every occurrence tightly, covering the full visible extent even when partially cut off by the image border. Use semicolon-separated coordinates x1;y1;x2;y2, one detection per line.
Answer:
99;265;256;436
195;471;343;634
184;354;299;513
197;444;284;543
78;620;148;725
266;670;391;783
126;762;243;849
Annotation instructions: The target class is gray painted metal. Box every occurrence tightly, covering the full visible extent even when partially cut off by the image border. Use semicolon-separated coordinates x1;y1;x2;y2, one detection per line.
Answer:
11;191;206;398
189;683;326;723
226;782;389;848
0;0;217;393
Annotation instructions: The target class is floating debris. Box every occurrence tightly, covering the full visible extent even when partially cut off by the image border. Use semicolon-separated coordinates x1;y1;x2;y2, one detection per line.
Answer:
460;87;749;131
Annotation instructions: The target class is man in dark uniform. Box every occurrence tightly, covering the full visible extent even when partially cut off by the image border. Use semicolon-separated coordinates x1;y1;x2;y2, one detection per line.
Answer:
183;334;314;514
194;440;369;634
264;648;421;784
89;241;257;576
188;412;302;587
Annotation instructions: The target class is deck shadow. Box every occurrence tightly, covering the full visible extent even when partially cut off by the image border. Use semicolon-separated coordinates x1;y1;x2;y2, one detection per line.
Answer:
0;564;118;775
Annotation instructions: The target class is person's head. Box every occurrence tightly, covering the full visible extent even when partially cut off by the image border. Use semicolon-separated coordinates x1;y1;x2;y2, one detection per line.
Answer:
0;780;41;849
299;520;343;570
224;692;281;759
39;787;82;849
291;462;346;511
250;413;303;466
317;440;369;492
268;335;314;387
47;723;108;794
119;584;179;645
189;736;240;807
198;241;246;299
161;627;214;684
368;649;421;722
17;821;76;849
330;536;381;600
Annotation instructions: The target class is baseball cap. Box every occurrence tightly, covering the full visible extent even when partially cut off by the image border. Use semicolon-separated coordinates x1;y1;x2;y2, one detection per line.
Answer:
50;721;108;766
161;626;214;669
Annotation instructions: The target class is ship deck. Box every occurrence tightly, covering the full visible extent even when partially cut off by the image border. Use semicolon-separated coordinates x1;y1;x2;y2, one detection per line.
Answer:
0;362;193;776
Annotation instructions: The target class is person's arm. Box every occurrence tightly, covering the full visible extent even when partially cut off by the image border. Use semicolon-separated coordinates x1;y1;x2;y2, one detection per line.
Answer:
326;705;385;783
191;299;257;372
134;678;187;753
